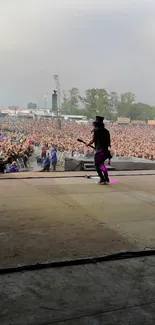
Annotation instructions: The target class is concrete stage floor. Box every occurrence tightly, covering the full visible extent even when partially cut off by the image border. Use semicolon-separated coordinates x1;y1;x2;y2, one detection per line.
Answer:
1;171;155;325
0;171;155;268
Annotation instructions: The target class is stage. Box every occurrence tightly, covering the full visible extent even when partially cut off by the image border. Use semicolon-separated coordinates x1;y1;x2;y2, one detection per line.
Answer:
0;171;155;268
1;171;155;325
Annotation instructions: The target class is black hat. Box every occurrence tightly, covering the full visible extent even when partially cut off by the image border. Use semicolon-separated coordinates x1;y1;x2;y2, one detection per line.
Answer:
94;116;104;124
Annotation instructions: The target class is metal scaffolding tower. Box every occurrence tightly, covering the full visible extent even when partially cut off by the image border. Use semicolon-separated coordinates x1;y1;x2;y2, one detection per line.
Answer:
54;75;61;128
44;92;47;110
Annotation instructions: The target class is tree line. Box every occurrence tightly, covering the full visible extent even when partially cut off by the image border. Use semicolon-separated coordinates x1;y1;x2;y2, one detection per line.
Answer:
61;88;155;121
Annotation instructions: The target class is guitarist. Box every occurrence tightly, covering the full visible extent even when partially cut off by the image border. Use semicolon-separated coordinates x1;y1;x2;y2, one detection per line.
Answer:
87;116;111;184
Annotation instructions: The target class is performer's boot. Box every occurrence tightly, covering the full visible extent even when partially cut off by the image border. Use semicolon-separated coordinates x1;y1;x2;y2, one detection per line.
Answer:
101;164;109;183
96;166;105;183
104;173;110;183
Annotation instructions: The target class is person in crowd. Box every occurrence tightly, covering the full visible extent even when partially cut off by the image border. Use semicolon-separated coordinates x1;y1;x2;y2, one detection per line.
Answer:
0;157;5;173
9;161;19;173
51;148;57;171
41;152;50;172
41;144;47;159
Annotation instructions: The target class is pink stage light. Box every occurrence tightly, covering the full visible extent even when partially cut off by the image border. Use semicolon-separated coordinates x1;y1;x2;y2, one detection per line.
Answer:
109;178;118;183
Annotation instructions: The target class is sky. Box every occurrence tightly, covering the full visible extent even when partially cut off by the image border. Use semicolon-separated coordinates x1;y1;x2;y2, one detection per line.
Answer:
0;0;155;107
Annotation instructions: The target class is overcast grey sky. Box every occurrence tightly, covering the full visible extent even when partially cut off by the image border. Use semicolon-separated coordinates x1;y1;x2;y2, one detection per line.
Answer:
0;0;155;107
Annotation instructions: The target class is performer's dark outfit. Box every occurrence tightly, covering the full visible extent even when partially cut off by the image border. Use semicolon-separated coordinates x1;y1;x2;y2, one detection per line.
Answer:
91;116;111;183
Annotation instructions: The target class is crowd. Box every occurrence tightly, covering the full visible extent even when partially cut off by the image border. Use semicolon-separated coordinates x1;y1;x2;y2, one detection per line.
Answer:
0;124;34;172
0;117;155;173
